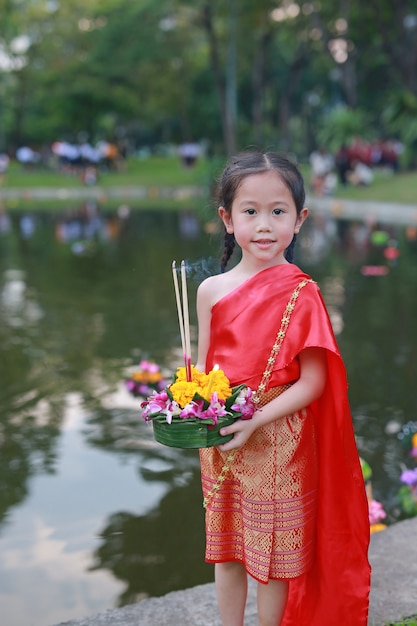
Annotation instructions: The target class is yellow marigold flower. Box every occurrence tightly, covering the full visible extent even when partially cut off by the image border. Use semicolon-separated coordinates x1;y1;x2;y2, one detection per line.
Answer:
170;380;203;407
171;365;232;405
132;371;162;383
132;372;146;382
201;368;232;401
370;523;387;534
175;365;205;384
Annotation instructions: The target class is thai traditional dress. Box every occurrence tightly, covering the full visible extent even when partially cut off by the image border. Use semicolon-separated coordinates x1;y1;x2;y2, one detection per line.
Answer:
199;263;370;626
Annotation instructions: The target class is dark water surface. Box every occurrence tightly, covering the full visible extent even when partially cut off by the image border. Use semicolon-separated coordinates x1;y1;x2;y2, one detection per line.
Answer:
0;203;416;626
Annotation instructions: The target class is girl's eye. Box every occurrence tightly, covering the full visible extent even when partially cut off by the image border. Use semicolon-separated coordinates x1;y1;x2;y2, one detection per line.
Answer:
273;208;283;215
245;208;256;215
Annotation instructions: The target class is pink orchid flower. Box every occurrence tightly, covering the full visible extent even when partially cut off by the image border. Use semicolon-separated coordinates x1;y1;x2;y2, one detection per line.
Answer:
368;499;386;525
180;402;201;419
231;387;256;420
164;400;181;424
207;393;227;420
141;390;171;420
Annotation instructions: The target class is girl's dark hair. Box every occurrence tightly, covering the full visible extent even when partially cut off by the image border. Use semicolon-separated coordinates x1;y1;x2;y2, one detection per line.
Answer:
217;151;305;271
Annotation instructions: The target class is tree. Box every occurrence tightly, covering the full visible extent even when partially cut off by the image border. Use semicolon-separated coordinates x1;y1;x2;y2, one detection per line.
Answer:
0;0;416;160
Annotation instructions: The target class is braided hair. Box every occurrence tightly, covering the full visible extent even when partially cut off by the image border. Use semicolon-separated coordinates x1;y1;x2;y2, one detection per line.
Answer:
217;151;305;271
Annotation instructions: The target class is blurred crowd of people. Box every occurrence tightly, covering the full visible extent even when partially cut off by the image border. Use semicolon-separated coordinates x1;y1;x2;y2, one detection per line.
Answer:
309;137;403;196
51;140;123;176
0;140;125;186
0;139;206;184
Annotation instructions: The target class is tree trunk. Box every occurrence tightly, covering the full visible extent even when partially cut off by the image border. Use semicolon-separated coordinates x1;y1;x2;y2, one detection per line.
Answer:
251;25;273;148
277;50;307;151
368;0;417;95
201;2;237;155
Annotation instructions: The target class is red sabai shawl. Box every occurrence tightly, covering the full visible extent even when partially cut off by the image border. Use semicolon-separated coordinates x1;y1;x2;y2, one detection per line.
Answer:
204;263;371;626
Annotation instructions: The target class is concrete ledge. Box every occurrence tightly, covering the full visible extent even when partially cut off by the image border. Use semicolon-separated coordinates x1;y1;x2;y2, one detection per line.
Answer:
368;517;417;625
54;517;417;626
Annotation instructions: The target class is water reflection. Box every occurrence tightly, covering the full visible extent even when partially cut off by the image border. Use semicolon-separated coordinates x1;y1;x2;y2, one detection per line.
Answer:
0;202;416;625
90;465;212;606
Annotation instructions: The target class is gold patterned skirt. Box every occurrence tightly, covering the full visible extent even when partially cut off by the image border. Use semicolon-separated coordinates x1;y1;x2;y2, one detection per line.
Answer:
199;387;318;583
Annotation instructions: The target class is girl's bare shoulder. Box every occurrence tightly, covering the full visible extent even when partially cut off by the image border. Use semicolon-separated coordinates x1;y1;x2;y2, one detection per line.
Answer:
198;267;245;308
197;272;227;303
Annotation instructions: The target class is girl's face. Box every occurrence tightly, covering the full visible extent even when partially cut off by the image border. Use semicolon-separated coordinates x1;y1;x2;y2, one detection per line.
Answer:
219;170;308;267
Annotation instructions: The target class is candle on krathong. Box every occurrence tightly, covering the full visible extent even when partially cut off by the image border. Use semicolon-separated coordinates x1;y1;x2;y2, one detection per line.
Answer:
205;364;220;400
172;261;187;371
181;260;192;382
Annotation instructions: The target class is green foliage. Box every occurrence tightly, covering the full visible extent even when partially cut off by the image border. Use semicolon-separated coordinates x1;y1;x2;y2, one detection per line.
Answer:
397;486;417;518
385;618;417;626
382;91;417;168
1;0;417;155
316;107;371;152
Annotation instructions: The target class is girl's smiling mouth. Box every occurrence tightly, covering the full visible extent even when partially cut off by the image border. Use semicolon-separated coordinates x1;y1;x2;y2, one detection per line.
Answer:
254;239;275;246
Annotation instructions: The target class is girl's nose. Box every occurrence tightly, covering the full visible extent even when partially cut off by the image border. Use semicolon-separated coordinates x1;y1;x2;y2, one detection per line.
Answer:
256;215;272;231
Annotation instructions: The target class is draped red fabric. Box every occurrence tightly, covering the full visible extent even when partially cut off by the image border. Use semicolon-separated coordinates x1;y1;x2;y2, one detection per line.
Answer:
204;263;371;626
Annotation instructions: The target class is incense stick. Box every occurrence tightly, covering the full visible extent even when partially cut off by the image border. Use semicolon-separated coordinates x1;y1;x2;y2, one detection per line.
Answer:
181;260;192;381
172;261;187;372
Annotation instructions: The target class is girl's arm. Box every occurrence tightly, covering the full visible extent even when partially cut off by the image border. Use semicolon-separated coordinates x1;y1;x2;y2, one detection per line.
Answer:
217;346;327;452
195;278;214;373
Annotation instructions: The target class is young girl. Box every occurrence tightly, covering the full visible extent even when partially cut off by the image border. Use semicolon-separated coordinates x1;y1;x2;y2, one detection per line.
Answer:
195;152;371;626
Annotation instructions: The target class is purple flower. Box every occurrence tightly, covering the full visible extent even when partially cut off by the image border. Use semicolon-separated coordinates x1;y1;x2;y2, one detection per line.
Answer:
137;384;152;396
125;379;136;392
400;468;417;487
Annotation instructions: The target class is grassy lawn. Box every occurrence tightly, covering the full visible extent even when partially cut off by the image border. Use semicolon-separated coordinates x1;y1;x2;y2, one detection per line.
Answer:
385;619;417;626
1;155;215;189
299;164;417;205
325;169;417;204
1;155;416;207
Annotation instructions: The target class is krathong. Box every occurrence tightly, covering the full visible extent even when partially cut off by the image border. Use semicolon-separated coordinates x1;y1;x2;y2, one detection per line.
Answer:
368;499;387;527
397;421;417;518
361;456;387;534
398;468;417;518
125;360;168;397
360;421;417;528
141;364;256;448
140;260;256;448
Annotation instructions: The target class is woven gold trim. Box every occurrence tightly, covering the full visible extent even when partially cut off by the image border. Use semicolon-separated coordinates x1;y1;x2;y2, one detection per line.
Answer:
255;383;291;408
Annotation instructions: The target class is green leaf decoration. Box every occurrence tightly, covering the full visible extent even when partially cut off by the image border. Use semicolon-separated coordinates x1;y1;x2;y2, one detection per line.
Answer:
398;485;417;517
360;457;372;482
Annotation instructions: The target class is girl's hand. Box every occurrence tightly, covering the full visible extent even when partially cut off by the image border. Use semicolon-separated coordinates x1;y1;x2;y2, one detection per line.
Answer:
217;348;327;453
217;415;258;452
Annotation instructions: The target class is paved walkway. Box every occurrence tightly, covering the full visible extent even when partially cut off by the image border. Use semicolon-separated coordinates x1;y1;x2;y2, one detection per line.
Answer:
54;516;417;626
1;186;417;227
306;195;417;226
1;180;417;228
0;185;204;202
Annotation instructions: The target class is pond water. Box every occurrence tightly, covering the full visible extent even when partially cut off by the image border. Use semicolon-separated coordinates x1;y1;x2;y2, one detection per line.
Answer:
0;201;416;626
